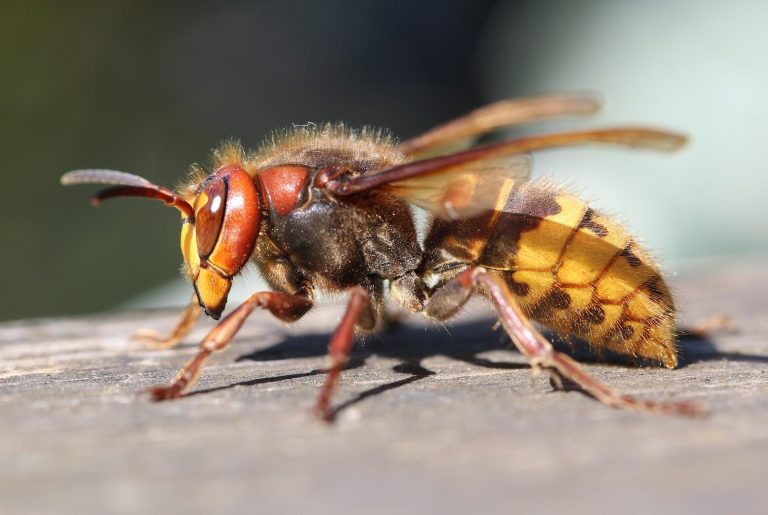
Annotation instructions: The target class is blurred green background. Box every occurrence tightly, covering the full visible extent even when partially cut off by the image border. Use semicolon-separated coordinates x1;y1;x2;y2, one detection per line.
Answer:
2;0;766;321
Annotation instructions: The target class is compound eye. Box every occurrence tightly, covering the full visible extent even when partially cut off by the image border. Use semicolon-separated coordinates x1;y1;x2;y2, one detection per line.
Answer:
194;176;227;259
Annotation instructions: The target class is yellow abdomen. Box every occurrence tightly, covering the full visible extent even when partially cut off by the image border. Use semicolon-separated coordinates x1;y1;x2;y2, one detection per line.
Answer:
481;181;677;368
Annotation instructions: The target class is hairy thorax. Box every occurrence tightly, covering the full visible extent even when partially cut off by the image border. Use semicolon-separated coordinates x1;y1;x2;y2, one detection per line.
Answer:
248;126;422;294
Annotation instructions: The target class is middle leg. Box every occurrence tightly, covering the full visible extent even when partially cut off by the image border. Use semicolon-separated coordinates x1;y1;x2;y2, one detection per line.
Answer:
314;286;372;421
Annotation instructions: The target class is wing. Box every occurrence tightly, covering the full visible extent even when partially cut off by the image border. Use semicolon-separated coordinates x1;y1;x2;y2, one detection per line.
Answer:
61;169;194;217
378;154;530;220
397;92;602;157
322;150;531;221
325;127;686;220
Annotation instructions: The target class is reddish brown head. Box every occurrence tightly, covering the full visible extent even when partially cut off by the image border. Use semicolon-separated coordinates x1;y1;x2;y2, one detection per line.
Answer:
62;164;262;320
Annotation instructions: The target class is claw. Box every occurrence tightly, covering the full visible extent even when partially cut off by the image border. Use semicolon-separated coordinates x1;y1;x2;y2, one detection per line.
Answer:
147;384;183;401
313;401;335;423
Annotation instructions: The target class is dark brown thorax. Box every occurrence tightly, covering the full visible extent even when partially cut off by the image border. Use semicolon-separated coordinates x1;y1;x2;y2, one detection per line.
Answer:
256;164;422;293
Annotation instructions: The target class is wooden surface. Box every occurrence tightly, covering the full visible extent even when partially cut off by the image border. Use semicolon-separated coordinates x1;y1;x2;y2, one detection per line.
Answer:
1;259;767;515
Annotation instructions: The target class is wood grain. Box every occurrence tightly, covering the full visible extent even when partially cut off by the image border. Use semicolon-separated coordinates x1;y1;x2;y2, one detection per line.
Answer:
1;259;767;515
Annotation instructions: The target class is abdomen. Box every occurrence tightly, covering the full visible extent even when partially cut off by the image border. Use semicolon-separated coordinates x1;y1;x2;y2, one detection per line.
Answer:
485;181;676;367
423;180;677;368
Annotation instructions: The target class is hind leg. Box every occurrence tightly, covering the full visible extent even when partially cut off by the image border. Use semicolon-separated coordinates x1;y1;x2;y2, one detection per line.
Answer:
422;266;700;416
678;314;734;339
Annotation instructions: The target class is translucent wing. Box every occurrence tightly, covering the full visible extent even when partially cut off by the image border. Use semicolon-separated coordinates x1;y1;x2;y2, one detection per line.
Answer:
501;127;688;153
397;92;602;157
326;126;686;220
381;154;531;220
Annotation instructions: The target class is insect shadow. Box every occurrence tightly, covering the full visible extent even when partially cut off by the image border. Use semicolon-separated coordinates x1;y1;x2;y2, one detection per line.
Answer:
229;319;525;418
675;331;768;367
191;318;765;417
235;317;763;369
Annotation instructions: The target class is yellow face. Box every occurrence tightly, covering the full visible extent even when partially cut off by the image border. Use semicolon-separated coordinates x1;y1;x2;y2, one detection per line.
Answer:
180;209;233;320
179;166;262;320
181;186;232;319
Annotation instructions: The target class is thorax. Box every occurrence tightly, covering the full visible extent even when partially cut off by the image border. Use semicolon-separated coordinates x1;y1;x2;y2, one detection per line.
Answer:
250;129;422;292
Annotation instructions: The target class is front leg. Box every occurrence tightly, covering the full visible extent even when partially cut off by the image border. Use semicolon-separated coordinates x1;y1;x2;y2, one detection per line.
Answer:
149;291;312;401
132;294;202;349
423;267;701;416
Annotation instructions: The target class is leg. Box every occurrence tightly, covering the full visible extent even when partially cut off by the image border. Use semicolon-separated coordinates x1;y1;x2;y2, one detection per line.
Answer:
314;286;371;421
678;314;734;339
149;291;312;401
133;295;202;349
426;267;700;416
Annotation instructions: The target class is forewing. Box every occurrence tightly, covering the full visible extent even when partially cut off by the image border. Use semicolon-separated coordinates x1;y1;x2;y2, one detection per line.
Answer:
324;142;531;220
503;127;688;153
381;154;531;220
397;92;602;157
326;125;685;220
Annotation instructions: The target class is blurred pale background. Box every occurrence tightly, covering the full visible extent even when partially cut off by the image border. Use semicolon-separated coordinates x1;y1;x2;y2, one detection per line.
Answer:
481;0;768;267
1;0;766;321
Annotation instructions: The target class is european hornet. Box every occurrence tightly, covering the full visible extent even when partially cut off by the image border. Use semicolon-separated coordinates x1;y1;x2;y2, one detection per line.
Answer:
62;93;698;419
